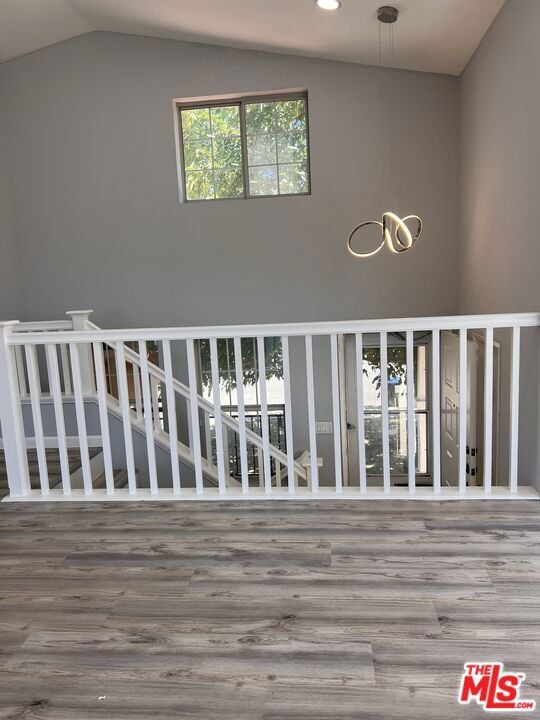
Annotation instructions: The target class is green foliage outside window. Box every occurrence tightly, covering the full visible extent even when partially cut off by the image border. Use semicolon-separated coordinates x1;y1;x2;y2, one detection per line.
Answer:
180;96;310;201
199;337;283;394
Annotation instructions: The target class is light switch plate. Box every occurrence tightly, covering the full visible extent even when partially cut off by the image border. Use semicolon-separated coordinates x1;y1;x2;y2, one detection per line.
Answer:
316;421;333;434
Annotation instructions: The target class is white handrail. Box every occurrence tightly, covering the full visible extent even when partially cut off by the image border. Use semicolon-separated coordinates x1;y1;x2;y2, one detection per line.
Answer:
7;312;540;345
13;320;73;333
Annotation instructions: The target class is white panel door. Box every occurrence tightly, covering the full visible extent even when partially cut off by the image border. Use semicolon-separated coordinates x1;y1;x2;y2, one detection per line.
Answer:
441;331;478;487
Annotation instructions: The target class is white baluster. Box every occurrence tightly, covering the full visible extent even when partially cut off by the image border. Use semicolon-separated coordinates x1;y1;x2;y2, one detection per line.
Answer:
331;334;343;494
60;345;72;395
25;345;49;495
116;343;137;494
69;343;93;496
133;363;143;420
0;324;30;497
162;340;181;495
139;341;159;495
458;328;468;494
233;337;249;494
210;338;226;494
483;327;494;494
92;343;115;495
257;336;272;494
14;346;28;398
305;335;319;494
151;376;161;432
509;326;520;494
257;447;264;488
380;331;391;494
282;336;295;494
186;339;204;494
406;330;416;494
204;410;212;464
431;329;441;494
223;424;230;483
46;343;71;494
355;333;367;493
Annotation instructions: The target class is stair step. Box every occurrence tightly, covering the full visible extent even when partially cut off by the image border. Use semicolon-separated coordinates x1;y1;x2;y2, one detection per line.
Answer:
0;447;104;497
92;469;130;490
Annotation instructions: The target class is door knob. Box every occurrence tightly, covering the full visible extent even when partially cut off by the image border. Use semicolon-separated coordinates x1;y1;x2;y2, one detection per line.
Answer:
347;422;356;430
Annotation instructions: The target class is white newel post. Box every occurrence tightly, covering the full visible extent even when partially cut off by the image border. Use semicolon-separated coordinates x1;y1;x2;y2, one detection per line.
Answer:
0;322;30;497
66;310;95;395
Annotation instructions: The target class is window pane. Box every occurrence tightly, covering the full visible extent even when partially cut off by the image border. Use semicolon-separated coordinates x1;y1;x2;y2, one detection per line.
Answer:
245;98;309;198
277;132;307;163
210;106;240;137
249;165;278;196
185;170;214;200
245;102;276;135
181;105;241;201
181;108;211;139
276;99;307;133
365;412;428;475
278;162;309;195
215;170;243;199
183;140;212;170
213;137;242;169
247;135;277;165
363;344;426;410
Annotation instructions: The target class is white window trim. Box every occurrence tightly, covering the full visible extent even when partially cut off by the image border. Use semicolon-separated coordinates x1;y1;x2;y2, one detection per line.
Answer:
172;88;311;203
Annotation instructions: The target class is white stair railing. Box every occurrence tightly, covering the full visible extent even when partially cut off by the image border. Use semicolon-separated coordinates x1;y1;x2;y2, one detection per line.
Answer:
1;311;539;501
85;321;307;488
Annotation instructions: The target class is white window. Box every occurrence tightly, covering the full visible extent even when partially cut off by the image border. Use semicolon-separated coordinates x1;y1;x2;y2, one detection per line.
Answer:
176;93;310;201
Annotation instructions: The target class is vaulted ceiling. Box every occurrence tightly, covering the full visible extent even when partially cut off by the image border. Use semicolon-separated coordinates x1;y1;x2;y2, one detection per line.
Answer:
0;0;505;75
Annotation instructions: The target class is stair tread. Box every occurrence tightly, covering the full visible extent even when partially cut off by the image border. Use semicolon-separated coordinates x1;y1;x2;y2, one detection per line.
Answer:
0;447;104;497
92;469;130;490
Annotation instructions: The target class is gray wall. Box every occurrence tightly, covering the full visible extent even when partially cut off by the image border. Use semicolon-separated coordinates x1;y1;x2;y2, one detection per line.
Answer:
0;88;19;320
459;0;540;488
0;31;460;327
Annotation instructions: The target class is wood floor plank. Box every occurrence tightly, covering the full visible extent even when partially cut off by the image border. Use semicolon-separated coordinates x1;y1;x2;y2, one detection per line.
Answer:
0;564;193;596
262;684;493;720
0;668;266;719
0;631;28;668
0;593;118;632
8;629;374;686
372;638;540;689
184;566;497;600
332;536;540;559
63;541;331;569
487;567;540;598
434;598;540;639
105;595;442;640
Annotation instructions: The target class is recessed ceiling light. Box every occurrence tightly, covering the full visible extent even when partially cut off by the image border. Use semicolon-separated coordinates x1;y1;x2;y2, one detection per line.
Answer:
316;0;341;10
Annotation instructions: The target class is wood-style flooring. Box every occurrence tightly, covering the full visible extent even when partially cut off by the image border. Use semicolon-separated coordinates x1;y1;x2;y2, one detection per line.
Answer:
0;499;539;718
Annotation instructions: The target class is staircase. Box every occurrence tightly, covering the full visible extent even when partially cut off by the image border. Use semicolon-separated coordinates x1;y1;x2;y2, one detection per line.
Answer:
0;448;129;499
88;319;309;493
0;311;309;498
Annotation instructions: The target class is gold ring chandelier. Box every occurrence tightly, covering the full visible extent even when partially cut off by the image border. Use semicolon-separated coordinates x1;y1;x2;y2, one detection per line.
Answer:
347;6;423;259
347;212;422;259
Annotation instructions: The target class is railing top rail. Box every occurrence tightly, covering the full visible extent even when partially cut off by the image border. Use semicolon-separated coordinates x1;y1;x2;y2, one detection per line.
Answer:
12;320;73;333
5;312;540;345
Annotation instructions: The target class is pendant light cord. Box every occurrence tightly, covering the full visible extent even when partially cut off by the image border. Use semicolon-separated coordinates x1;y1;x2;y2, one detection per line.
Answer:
378;19;384;217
